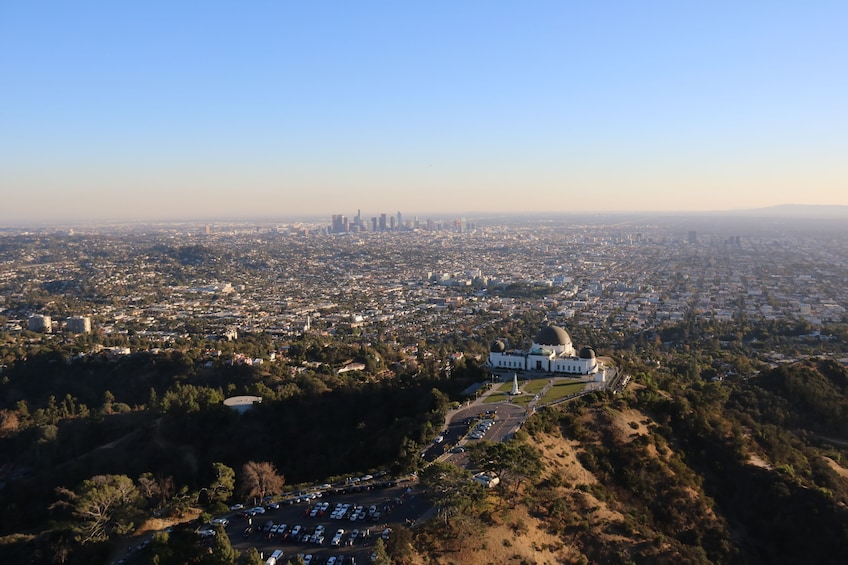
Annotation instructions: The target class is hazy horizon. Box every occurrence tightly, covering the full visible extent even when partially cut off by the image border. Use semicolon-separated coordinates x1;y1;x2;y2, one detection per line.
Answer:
2;204;847;231
2;2;846;224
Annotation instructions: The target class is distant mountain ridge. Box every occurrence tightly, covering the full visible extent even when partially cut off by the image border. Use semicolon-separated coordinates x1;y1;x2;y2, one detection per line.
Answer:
723;204;848;218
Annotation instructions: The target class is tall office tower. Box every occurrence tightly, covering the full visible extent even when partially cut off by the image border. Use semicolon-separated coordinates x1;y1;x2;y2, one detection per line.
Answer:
389;216;396;231
688;230;697;244
28;314;52;333
396;211;403;230
426;219;434;231
331;215;348;233
371;217;378;232
67;316;92;334
379;213;387;231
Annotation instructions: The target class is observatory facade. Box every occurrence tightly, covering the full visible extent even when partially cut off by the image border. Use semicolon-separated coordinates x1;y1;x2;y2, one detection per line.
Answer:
488;324;598;379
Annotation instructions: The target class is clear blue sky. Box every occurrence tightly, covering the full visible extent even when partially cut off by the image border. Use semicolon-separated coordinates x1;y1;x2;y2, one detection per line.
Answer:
1;1;846;224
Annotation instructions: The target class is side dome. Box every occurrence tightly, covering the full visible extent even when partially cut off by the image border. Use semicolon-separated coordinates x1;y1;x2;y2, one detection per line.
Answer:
579;347;596;359
490;340;506;353
534;325;571;346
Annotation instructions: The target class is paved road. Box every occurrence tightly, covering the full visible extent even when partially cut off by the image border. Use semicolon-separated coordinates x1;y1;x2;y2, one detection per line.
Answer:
422;402;526;466
426;373;611;466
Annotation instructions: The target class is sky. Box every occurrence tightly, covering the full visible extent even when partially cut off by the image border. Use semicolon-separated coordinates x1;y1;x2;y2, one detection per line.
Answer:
1;1;846;224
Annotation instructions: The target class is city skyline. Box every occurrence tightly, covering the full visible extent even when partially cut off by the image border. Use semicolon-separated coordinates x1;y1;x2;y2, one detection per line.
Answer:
2;1;847;224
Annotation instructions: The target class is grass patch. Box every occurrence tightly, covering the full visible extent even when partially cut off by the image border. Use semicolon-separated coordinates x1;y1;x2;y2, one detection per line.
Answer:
524;379;549;395
496;381;515;392
484;391;509;403
485;378;586;405
510;394;534;407
540;381;586;403
483;380;519;403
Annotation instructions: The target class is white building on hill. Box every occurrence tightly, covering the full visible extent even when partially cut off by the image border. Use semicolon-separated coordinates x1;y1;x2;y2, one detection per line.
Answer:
488;324;599;379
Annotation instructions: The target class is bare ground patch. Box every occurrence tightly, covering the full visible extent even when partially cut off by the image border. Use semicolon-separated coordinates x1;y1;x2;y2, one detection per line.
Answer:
427;505;580;565
824;457;848;480
534;434;598;487
747;453;773;470
135;507;203;536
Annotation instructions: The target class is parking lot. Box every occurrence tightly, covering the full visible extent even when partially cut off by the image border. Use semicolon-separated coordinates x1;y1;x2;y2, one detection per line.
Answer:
422;402;526;464
122;401;529;564
220;480;426;564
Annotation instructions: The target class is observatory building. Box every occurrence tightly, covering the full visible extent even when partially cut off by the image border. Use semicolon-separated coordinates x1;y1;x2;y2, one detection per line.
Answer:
488;324;599;379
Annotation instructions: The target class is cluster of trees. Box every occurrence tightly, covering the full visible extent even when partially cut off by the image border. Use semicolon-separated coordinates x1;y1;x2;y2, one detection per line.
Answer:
466;439;543;503
411;438;545;561
601;356;848;562
0;327;452;435
0;459;284;564
0;329;456;564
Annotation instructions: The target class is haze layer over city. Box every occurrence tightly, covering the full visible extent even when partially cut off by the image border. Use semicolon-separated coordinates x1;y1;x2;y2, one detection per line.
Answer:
2;1;847;224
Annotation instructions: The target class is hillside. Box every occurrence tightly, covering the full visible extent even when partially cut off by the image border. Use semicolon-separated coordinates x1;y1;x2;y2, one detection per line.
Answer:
407;359;848;565
3;329;848;564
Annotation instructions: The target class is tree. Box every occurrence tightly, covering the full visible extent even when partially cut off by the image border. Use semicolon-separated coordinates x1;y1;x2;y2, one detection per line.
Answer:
101;390;115;415
209;462;236;504
236;548;264;565
138;472;176;509
240;461;285;502
469;439;543;501
202;524;237;565
0;409;20;432
419;461;485;525
371;538;391;565
385;524;415;564
52;474;143;544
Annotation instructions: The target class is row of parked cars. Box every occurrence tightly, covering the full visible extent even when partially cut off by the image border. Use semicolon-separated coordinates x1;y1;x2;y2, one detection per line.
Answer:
255;519;382;547
329;502;383;522
229;503;270;517
294;554;356;565
228;476;399;518
266;551;357;565
296;500;387;523
468;417;495;440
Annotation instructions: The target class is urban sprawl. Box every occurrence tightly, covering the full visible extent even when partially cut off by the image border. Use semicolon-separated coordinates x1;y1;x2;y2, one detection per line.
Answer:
1;214;846;370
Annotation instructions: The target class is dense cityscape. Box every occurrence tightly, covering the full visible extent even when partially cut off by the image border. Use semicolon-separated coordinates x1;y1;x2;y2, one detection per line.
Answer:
2;213;846;363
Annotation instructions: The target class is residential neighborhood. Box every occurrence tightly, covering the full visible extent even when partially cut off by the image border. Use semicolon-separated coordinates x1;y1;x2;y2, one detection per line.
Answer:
2;215;845;366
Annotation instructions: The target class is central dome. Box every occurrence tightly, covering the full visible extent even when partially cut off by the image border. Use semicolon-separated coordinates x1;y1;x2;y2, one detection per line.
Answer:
534;325;571;346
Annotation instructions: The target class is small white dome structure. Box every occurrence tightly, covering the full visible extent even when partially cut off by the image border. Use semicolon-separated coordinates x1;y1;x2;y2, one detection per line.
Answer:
223;395;262;414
